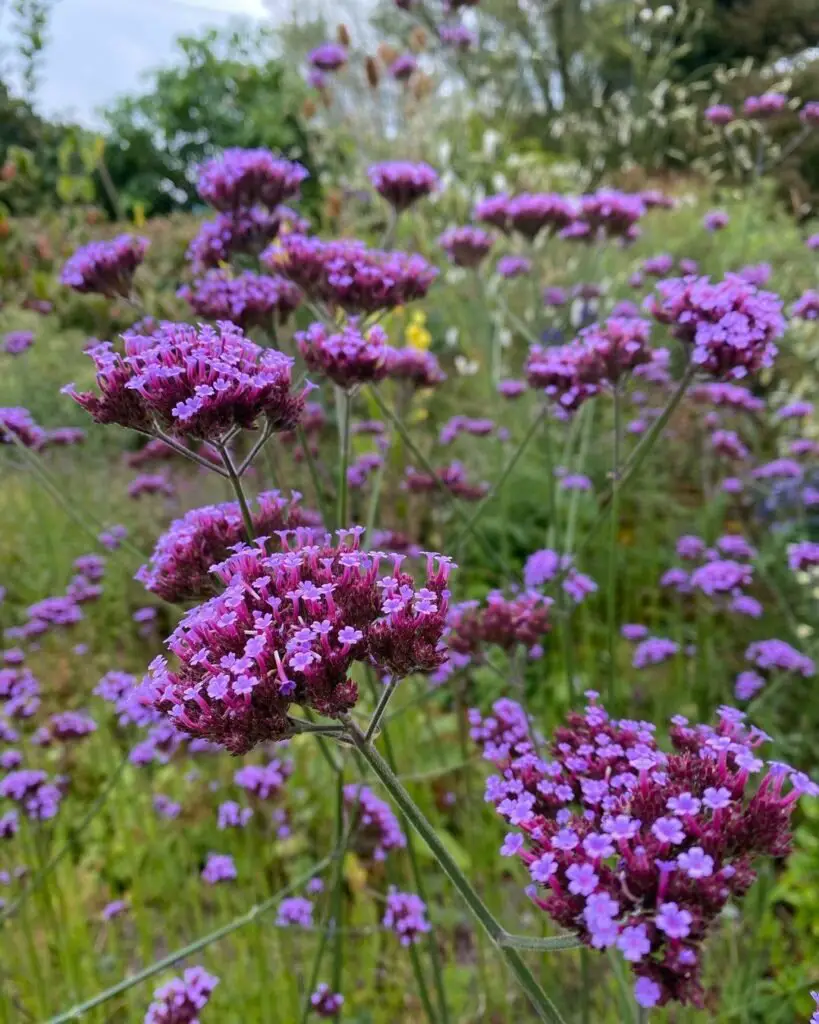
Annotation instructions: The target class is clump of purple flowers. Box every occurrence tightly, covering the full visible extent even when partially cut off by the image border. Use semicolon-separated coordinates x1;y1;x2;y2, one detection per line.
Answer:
368;161;438;212
201;853;237;885
3;331;34;356
383;888;430;946
743;93;788;119
187;207;284;273
178;271;301;330
137;490;314;603
308;43;348;72
745;639;815;679
137;529;453;753
438;227;494;268
473;693;817;1008
61;235;149;298
144;965;218;1024
344;783;406;862
64;321;307;443
197;150;308;212
703;211;729;232
647;274;785;380
310;984;344;1018
269;235;437;314
386;348;446;389
296;323;393;388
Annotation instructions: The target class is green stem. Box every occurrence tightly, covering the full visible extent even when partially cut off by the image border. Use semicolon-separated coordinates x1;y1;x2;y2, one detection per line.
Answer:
331;774;345;994
219;444;255;539
48;857;333;1024
365;679;397;741
297;425;332;528
452;409;546;551
408;942;439;1024
607;387;622;707
344;721;568;1024
498;934;583;952
336;387;352;530
368;386;501;570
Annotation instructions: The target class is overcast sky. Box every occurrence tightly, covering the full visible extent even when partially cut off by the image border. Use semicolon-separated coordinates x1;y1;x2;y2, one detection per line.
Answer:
1;0;268;125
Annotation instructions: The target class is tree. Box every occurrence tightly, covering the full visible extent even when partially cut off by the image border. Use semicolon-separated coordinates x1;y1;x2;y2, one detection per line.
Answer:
101;24;319;219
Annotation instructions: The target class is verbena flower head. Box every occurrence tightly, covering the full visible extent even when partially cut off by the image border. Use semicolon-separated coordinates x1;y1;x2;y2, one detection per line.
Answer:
791;290;819;321
440;24;476;49
385;347;446;388
800;101;819;126
390;54;418;81
276;896;313;927
308;43;348;71
235;756;293;801
404;462;489;500
311;985;344;1018
473;693;817;1008
296;323;394;388
474;194;511;231
573;317;653;385
368;161;438;211
0;769;62;820
0;407;46;449
505;193;577;240
705;104;734;125
268;235;437;313
3;331;34;356
643;254;674;277
197;149;308;212
178;271;301;330
496;256;531;278
101;899;129;921
788;541;819;572
577;189;645;240
136;491;315;603
446;590;552;663
743;93;787;118
144;965;218;1024
64;322;306;442
745;639;815;678
711;429;748;460
438;226;494;268
383;888;430;945
61;235;149;298
187;207;283;272
35;710;97;745
633;636;679;668
647;274;784;380
703;210;729;232
128;473;174;500
776;400;813;420
138;529;453;753
344;783;406;861
201;852;237;885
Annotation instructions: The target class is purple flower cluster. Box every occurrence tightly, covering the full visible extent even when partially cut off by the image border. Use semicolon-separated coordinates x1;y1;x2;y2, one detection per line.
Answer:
344;783;406;862
276;896;313;928
526;317;652;413
186;207;285;273
3;331;34;356
235;757;293;801
440;24;476;49
296;323;393;388
792;290;819;320
137;490;314;602
404;462;489;501
472;694;817;1008
445;590;553;664
269;235;437;314
0;769;63;820
368;161;439;211
705;104;734;125
439;415;495;445
745;640;815;679
308;43;348;71
65;322;307;442
386;347;446;389
201;852;237;885
647;274;785;380
0;407;46;449
800;102;819;126
128;473;174;499
137;529;453;753
438;226;494;268
743;93;788;118
178;271;301;330
144;965;218;1024
383;888;430;946
310;984;344;1018
390;54;418;81
788;541;819;572
703;211;729;232
61;234;149;298
496;256;531;279
197;150;308;212
524;548;598;605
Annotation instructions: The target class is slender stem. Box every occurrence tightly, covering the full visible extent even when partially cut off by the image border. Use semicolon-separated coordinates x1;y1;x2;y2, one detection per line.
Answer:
408;943;439;1024
368;386;501;570
219;444;255;539
498;934;583;952
238;425;273;476
452;409;546;551
581;948;591;1024
297;425;331;529
336;387;352;530
381;206;400;249
331;774;345;994
344;720;568;1024
607;386;622;707
544;365;696;600
365;679;397;741
48;857;333;1024
151;426;229;477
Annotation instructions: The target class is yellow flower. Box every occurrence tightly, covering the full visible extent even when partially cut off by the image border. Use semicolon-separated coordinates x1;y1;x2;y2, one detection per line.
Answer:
405;310;431;350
